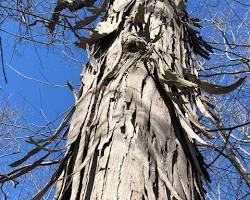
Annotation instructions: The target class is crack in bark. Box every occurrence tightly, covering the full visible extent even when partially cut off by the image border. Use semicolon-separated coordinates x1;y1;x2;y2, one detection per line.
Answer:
153;162;159;199
141;74;149;98
170;19;176;71
84;148;99;200
100;130;115;200
147;100;153;131
116;137;133;200
131;109;137;127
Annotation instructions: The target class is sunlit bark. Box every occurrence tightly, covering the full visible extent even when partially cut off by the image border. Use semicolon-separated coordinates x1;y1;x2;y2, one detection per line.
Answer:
55;0;210;199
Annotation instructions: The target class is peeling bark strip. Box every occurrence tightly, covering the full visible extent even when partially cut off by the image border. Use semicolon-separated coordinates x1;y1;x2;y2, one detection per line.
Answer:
55;0;211;199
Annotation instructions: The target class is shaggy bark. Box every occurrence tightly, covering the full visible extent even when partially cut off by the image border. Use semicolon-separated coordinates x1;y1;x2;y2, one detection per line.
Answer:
55;0;210;199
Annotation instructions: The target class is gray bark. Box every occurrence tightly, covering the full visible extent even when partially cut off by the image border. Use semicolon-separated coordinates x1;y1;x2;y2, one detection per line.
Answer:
55;0;210;199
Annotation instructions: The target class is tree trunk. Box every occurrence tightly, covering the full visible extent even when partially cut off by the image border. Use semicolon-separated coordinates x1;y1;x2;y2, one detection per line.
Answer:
55;0;210;199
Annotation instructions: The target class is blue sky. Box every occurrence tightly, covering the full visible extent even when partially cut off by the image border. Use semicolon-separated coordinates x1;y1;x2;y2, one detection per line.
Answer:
0;17;87;199
1;30;85;125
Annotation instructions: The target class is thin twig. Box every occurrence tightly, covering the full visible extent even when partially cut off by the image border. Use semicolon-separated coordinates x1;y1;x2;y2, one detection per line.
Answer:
6;64;67;88
207;121;250;132
0;37;7;83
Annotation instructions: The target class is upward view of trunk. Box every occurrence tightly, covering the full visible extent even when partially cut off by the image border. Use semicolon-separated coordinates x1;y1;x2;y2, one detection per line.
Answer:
55;0;211;199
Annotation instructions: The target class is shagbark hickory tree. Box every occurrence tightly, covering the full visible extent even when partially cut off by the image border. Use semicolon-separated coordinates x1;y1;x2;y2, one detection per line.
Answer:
52;0;243;199
0;0;247;200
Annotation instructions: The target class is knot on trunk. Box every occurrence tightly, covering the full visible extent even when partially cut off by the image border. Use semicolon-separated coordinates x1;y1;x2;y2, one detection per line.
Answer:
123;35;147;53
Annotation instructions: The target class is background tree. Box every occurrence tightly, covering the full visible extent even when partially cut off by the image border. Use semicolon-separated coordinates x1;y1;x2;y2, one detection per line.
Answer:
0;94;23;198
0;0;249;199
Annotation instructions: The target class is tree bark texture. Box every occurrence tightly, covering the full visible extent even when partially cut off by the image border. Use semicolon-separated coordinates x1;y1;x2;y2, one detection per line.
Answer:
55;0;210;199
